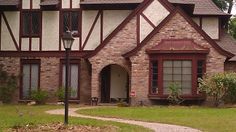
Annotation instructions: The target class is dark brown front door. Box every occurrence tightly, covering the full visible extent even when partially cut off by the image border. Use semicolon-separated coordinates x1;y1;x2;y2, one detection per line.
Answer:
101;66;111;103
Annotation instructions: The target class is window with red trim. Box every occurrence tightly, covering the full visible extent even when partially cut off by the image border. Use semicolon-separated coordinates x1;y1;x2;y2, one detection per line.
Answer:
60;60;80;100
150;55;206;97
22;11;41;37
61;11;79;36
20;60;40;100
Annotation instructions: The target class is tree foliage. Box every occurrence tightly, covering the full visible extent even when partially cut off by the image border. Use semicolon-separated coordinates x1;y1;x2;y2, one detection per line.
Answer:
199;72;236;107
229;17;236;39
212;0;234;14
0;65;17;103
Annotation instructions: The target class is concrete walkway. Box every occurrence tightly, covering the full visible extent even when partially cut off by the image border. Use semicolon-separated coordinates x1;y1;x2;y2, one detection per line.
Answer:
46;107;201;132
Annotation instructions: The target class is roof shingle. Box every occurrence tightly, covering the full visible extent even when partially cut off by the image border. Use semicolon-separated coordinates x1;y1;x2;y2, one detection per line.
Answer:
217;31;236;61
80;0;144;4
40;0;60;6
0;0;19;6
168;0;230;15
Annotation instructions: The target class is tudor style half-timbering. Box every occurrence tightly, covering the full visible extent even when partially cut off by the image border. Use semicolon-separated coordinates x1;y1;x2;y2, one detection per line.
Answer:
0;0;236;105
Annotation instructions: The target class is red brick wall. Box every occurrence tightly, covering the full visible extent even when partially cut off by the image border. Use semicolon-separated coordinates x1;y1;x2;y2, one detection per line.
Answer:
88;12;226;105
89;17;137;99
80;59;91;104
129;13;226;105
0;57;20;102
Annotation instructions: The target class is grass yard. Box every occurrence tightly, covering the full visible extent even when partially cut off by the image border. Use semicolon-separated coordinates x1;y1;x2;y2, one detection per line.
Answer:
0;105;151;132
78;106;236;132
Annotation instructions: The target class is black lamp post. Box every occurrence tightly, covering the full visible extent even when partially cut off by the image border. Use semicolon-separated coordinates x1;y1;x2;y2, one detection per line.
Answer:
62;31;74;125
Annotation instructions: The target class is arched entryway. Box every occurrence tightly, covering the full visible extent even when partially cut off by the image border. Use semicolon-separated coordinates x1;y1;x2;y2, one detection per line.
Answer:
100;64;129;103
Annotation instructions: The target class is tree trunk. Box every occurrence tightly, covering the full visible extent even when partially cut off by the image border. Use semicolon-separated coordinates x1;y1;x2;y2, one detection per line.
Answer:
227;0;233;14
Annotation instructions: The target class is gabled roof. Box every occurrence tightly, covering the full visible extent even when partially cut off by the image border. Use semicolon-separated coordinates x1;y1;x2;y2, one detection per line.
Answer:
217;31;236;61
80;0;144;4
146;39;209;54
168;0;230;16
123;7;233;58
85;0;158;58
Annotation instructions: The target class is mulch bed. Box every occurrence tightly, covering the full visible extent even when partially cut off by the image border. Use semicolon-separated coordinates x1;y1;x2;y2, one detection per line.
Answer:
8;122;117;132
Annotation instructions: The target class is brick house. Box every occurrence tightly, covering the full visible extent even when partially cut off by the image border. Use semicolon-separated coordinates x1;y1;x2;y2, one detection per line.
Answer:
0;0;236;105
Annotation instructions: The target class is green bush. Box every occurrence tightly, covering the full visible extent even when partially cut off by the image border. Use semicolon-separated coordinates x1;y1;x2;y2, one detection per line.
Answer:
167;82;183;105
55;87;65;101
0;65;17;103
30;89;48;105
199;72;236;107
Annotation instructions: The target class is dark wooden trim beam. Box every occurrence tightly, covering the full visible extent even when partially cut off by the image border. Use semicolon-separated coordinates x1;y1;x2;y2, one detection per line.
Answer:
199;16;202;28
30;0;32;9
0;51;93;57
19;10;22;50
100;10;103;44
40;11;42;51
79;9;82;50
85;0;156;58
137;14;140;45
140;12;155;28
123;7;234;58
1;12;20;51
82;11;101;50
0;12;1;50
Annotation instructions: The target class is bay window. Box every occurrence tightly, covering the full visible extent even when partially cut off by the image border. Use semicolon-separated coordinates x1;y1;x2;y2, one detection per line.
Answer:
149;54;206;98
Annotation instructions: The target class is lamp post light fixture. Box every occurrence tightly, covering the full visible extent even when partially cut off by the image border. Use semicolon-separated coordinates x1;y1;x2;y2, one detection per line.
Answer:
62;31;74;125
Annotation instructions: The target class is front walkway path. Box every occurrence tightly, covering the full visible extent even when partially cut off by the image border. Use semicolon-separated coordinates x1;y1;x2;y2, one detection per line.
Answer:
46;107;201;132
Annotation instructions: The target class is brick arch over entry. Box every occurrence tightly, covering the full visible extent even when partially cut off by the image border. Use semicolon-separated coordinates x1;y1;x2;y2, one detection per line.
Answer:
88;17;137;99
99;64;130;103
89;60;131;99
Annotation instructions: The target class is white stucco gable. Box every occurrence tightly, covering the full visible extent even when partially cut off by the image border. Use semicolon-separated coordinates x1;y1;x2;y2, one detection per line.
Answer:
140;0;170;42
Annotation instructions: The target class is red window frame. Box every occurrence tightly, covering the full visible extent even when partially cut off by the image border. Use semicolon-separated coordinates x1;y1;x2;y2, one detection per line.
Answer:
20;59;41;100
21;10;42;37
61;10;80;37
149;54;206;99
59;59;80;100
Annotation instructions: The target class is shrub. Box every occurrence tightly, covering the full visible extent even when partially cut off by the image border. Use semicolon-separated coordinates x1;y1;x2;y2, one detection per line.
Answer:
199;72;236;107
167;82;183;105
55;87;65;101
30;89;48;105
0;65;17;103
55;87;77;101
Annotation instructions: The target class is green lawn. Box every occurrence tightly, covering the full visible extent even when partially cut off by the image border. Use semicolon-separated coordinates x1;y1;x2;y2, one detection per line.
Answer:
0;105;151;132
78;106;236;132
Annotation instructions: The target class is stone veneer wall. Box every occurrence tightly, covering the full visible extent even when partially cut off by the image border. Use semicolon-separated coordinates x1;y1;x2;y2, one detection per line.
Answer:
89;17;137;99
130;13;226;105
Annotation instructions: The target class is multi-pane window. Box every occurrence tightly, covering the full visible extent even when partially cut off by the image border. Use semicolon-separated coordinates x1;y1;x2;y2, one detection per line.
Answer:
150;57;206;96
22;11;41;37
61;63;79;99
21;60;40;99
62;11;79;35
197;60;204;80
151;62;158;94
163;60;192;95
